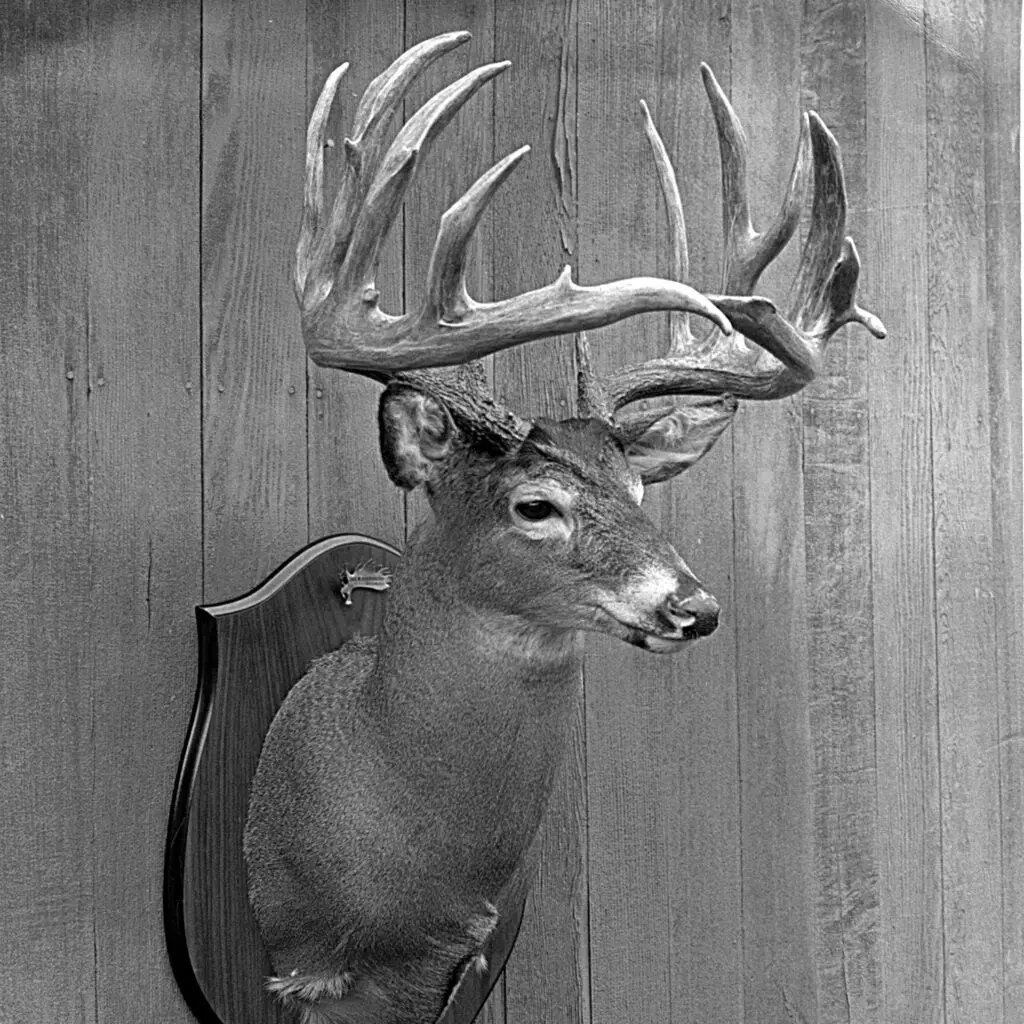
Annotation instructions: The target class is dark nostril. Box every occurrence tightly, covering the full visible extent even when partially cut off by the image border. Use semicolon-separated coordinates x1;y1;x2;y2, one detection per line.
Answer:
664;589;720;636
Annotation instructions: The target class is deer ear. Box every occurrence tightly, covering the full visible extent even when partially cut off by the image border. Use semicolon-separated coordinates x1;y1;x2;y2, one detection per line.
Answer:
378;383;457;490
623;395;738;485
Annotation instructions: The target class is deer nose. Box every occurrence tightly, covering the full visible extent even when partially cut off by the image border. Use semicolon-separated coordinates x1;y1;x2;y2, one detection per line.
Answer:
661;589;720;638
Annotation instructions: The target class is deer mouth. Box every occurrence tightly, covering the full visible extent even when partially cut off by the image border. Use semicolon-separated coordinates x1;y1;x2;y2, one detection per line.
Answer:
589;606;704;653
634;629;695;652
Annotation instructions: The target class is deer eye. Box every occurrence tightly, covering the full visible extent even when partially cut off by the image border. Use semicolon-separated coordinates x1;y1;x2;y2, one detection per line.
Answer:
514;499;559;522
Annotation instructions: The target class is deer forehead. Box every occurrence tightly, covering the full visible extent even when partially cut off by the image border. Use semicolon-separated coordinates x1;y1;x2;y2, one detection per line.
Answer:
503;459;643;511
508;420;644;505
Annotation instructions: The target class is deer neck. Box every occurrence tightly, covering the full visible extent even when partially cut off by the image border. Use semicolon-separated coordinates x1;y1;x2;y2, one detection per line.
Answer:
357;521;582;888
373;523;582;721
367;518;582;805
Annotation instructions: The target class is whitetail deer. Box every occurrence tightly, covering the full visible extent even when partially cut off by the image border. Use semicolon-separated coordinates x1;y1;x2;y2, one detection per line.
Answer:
244;31;885;1024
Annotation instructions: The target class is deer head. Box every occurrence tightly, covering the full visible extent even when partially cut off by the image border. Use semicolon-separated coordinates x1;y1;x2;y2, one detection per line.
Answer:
245;31;885;1024
293;29;883;656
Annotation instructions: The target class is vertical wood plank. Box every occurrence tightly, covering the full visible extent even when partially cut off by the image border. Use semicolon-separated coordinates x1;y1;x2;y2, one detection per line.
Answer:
577;3;743;1022
202;0;308;602
925;1;1004;1019
729;3;819;1020
306;0;405;547
0;9;97;1021
983;0;1023;1011
577;4;673;1020
493;0;579;422
865;2;944;1020
648;4;742;1021
801;4;882;1022
493;4;591;1024
85;3;202;1021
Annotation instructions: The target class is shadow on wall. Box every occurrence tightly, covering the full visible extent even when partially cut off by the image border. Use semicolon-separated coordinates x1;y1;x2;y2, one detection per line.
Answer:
0;0;193;59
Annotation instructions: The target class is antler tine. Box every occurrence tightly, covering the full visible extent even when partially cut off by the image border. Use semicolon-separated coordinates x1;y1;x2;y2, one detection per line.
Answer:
638;100;695;356
789;114;887;341
575;97;710;421
582;67;886;424
826;238;887;339
701;64;810;296
425;145;531;325
297;31;473;302
334;60;512;302
296;61;348;301
298;33;734;386
575;331;613;421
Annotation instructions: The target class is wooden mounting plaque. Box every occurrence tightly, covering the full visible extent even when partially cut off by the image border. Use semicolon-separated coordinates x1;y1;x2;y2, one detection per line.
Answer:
163;534;524;1024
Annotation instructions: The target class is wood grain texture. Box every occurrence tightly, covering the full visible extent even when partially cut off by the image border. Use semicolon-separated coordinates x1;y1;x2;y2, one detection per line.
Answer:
492;5;592;1024
729;4;819;1020
576;4;718;1023
801;4;882;1022
202;0;308;601
493;0;579;422
84;3;203;1022
926;1;1005;1020
305;0;405;548
866;2;945;1021
982;1;1023;1013
647;4;742;1021
0;7;98;1022
577;5;671;1023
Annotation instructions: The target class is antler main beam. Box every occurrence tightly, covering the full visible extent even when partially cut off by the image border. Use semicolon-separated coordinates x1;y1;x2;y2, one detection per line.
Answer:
296;32;733;380
579;64;887;420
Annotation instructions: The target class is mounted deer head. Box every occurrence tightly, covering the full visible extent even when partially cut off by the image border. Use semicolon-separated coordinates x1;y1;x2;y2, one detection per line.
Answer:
244;31;885;1024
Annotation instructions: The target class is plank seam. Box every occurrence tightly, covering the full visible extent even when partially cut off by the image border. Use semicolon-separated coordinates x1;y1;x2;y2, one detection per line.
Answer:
199;0;208;606
83;3;100;1016
490;9;509;1022
982;11;1021;1018
725;23;749;1024
921;8;948;1019
304;0;311;546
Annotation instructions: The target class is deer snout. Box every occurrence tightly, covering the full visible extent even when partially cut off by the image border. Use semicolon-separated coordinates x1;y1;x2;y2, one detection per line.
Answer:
659;588;720;638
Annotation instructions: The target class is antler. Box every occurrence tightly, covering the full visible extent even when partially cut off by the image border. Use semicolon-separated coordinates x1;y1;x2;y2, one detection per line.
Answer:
578;64;886;433
297;31;734;446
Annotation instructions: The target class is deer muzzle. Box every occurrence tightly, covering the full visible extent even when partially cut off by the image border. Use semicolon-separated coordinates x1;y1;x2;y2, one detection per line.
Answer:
658;588;720;640
590;556;720;652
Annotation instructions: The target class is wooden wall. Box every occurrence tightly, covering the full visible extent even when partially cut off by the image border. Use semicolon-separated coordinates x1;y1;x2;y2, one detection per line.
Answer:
1;1;1019;1022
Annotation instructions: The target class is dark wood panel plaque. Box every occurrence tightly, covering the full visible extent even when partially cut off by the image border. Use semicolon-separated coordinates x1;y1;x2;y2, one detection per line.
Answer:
164;534;524;1024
